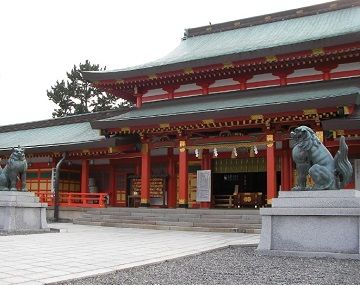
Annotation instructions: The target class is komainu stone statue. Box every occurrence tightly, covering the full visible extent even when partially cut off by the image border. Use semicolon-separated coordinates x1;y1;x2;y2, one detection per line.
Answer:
291;126;353;190
0;146;28;191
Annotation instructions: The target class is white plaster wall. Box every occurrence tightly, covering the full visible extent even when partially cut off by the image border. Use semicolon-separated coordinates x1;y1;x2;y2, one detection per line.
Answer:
288;68;321;78
247;73;278;82
212;78;237;87
332;62;360;72
177;83;198;92
143;88;164;97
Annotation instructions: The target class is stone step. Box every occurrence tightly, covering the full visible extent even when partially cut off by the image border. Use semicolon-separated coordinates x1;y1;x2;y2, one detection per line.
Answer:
84;211;259;219
193;222;261;228
75;208;261;233
74;220;241;233
177;217;261;223
86;207;260;215
80;214;261;224
74;217;261;229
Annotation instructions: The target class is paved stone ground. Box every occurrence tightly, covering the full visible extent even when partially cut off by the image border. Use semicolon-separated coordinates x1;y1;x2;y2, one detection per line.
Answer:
52;246;360;285
0;223;259;285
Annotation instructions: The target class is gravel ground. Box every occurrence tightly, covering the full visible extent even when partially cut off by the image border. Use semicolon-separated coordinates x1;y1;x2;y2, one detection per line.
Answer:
50;246;360;285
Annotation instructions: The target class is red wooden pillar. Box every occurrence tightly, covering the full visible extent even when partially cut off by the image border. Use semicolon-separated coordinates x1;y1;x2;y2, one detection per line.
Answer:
196;80;214;95
289;149;294;189
135;94;143;108
141;142;151;207
200;149;212;208
167;148;177;208
273;70;294;86
108;163;115;206
233;75;253;90
81;159;89;205
178;140;188;208
163;85;180;100
266;134;277;204
315;64;338;81
281;140;291;191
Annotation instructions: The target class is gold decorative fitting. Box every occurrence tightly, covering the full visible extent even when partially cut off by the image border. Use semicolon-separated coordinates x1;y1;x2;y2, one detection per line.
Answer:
267;198;273;204
148;74;157;80
178;199;187;204
250;114;264;121
337;130;345;136
316;131;324;143
234;21;241;26
159;123;170;129
296;9;304;14
265;55;277;63
121;127;130;133
202;119;214;125
141;143;149;153
312;48;325;56
303;109;318;115
184;67;194;74
266;134;274;147
343;106;350;115
141;198;149;204
179;140;186;152
223;62;234;69
108;147;113;154
264;16;271;21
116;79;124;84
82;149;90;153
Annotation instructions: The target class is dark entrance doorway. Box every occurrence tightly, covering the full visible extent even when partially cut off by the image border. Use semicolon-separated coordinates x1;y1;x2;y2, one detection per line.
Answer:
213;173;266;208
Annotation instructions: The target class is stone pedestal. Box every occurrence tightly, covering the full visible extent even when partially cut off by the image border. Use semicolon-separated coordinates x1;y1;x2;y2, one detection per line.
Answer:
257;190;360;259
0;191;49;233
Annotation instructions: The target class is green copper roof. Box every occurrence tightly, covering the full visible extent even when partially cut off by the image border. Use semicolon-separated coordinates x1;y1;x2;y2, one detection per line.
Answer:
0;122;103;150
84;6;360;81
92;79;360;129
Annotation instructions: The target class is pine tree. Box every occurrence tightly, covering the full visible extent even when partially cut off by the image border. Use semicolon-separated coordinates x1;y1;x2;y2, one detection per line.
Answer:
47;60;125;118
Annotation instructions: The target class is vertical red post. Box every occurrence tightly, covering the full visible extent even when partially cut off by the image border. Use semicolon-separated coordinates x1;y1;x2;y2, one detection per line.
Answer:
281;140;291;191
234;75;253;91
108;163;115;206
136;94;143;108
81;159;89;205
167;148;177;208
178;140;188;208
200;149;212;208
163;85;180;100
266;134;277;204
141;142;150;207
289;150;294;189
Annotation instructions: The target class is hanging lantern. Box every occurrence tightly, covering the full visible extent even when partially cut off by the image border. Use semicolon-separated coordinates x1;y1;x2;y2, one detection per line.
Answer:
254;145;258;155
249;146;255;158
195;149;199;158
231;147;238;158
213;147;218;158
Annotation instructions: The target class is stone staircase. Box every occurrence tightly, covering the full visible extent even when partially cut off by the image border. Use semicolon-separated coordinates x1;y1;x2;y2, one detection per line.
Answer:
73;207;261;233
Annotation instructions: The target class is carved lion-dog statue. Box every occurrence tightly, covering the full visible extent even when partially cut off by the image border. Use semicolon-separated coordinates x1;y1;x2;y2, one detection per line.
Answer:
0;146;28;191
291;126;352;190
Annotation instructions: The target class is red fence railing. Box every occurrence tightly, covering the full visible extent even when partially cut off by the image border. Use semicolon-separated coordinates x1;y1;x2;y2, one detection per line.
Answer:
37;192;108;208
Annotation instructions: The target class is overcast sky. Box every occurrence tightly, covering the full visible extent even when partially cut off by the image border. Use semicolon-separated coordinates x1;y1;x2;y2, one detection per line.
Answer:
0;0;329;126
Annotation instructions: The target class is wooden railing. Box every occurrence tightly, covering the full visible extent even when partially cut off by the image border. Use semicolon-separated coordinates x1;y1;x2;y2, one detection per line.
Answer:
37;192;109;208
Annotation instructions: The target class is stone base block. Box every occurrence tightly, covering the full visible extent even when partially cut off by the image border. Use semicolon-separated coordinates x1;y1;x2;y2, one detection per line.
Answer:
257;190;360;259
0;191;49;233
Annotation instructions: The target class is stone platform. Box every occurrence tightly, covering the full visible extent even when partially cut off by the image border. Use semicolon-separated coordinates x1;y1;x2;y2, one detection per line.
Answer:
257;190;360;259
0;191;49;233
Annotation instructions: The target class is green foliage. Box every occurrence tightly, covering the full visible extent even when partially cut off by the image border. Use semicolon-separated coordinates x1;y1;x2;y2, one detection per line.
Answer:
47;60;126;118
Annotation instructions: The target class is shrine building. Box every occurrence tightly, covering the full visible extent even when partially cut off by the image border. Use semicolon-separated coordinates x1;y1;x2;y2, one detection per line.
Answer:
1;0;360;211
